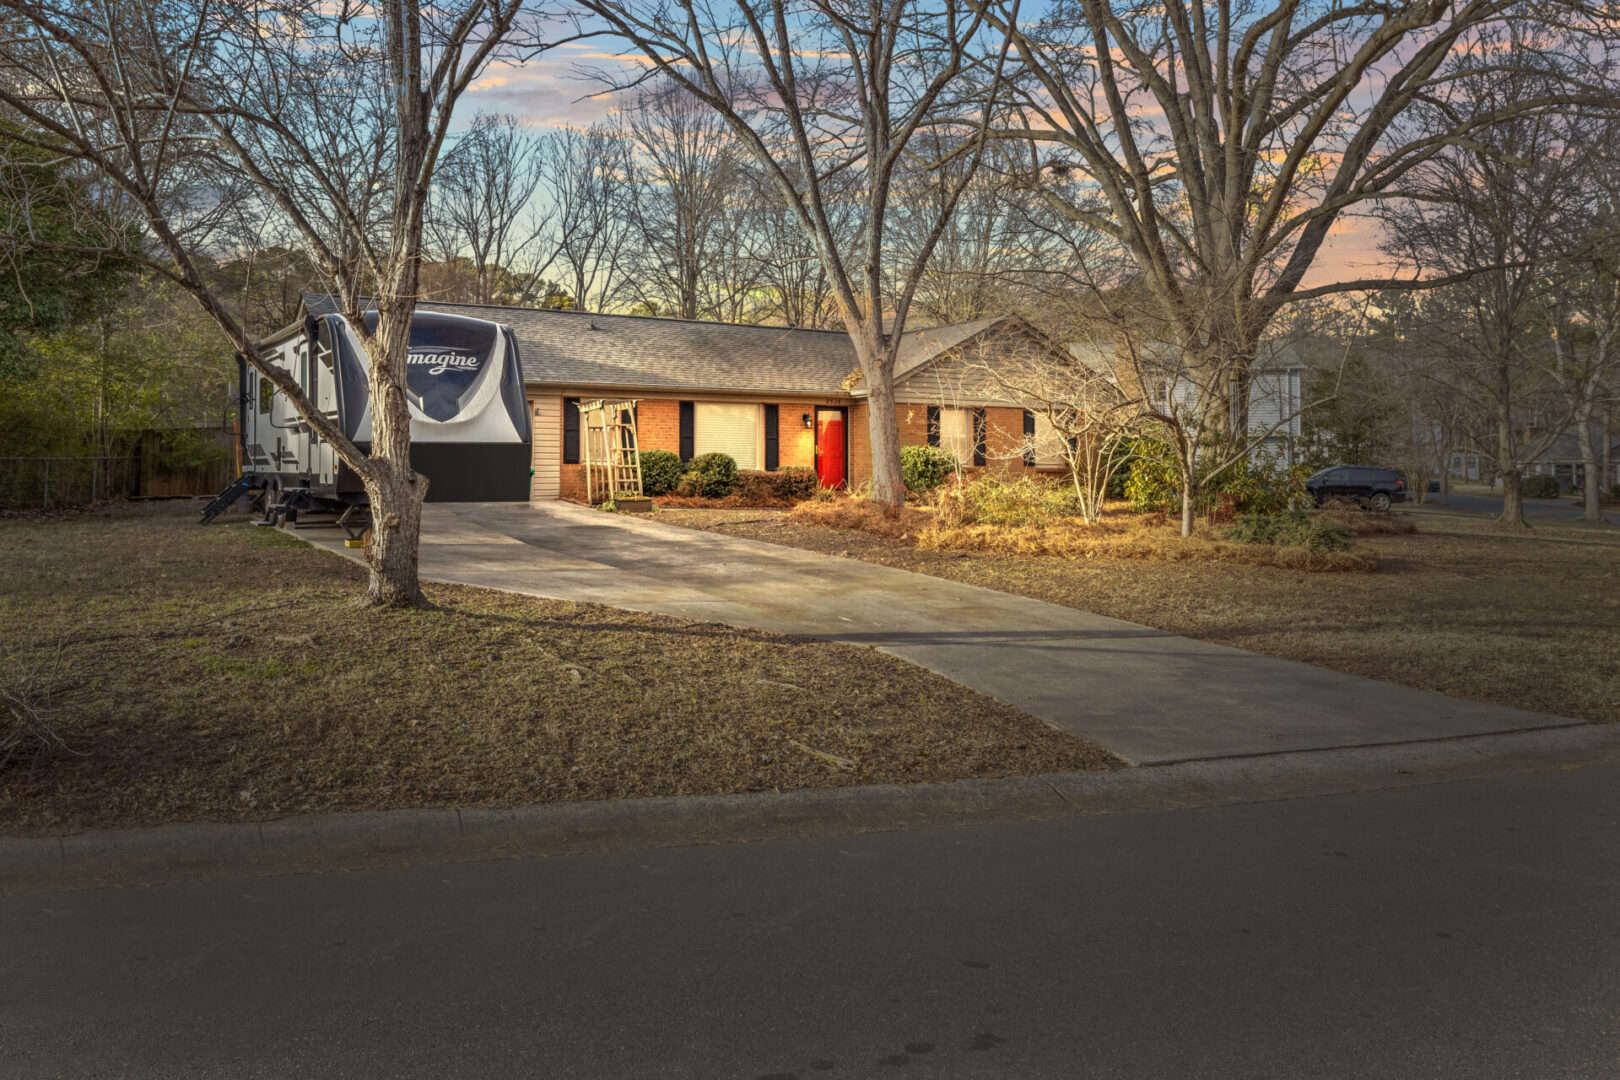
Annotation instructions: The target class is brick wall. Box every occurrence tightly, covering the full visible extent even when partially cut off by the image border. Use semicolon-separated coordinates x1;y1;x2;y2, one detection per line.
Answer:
538;394;1038;501
546;394;843;501
846;402;1035;488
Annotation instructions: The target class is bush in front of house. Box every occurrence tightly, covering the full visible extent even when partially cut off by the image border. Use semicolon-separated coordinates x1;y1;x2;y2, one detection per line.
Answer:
639;449;685;496
1522;474;1560;499
735;466;818;505
678;452;739;497
934;474;1083;528
1122;437;1181;511
901;444;957;495
1225;509;1352;553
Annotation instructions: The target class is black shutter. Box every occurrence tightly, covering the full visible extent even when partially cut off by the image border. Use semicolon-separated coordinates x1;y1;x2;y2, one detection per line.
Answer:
973;408;987;466
563;397;580;464
679;401;694;461
763;404;779;471
620;406;636;451
1023;410;1036;466
926;405;941;448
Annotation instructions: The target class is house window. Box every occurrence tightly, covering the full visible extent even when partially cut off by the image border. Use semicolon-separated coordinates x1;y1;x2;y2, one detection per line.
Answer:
563;397;580;463
937;407;974;464
258;375;273;415
1031;413;1066;467
694;402;761;470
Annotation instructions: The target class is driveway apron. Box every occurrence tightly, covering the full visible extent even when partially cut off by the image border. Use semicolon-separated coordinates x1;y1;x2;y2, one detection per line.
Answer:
300;502;1572;764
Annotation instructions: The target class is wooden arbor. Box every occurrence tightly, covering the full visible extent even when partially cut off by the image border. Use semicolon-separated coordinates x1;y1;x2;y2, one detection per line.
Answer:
577;399;645;505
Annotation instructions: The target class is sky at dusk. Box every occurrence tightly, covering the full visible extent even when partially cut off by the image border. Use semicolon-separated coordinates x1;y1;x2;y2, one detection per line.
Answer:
458;44;1398;294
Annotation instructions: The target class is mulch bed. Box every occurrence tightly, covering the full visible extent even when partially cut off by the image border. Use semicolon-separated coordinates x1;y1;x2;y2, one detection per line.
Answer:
0;507;1117;834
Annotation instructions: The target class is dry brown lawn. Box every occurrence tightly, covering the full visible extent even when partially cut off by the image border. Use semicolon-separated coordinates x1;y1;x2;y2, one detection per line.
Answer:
0;506;1115;834
656;505;1620;723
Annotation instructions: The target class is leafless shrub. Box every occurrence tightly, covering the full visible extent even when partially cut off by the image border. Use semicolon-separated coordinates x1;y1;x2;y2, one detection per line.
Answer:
1;640;80;770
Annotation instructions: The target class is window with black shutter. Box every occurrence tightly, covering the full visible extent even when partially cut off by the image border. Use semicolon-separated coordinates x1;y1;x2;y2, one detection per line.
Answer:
1023;410;1036;466
678;401;694;461
763;404;779;470
972;408;987;466
926;405;941;448
563;397;580;464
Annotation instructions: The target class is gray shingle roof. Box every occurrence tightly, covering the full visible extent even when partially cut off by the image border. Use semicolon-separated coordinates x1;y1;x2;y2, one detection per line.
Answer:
304;293;855;395
301;293;1017;398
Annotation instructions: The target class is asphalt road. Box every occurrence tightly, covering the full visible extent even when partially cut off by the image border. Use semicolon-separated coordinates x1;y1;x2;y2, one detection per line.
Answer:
7;764;1620;1079
1416;491;1615;523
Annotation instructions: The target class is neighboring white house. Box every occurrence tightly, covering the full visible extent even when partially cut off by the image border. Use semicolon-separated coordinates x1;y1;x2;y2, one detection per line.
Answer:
1100;337;1307;464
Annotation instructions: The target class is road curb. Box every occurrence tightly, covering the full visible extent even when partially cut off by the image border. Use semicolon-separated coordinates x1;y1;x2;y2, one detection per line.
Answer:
5;723;1618;893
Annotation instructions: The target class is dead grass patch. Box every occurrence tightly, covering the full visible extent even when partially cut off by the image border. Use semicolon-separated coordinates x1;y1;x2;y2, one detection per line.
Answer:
789;496;1376;571
1317;501;1419;535
0;508;1115;834
789;498;935;539
916;520;1377;572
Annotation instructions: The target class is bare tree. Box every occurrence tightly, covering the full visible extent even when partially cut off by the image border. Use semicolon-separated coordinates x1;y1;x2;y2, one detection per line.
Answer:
1380;57;1591;526
428;113;553;306
960;328;1144;523
743;162;846;329
974;0;1616;530
539;121;636;313
0;0;548;606
1542;127;1620;522
616;79;759;321
572;0;1011;505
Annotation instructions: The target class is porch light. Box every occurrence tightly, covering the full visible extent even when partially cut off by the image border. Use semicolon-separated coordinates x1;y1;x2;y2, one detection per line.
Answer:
802;413;813;429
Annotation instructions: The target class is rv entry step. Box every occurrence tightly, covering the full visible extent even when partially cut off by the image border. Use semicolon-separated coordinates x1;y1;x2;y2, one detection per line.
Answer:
199;475;256;525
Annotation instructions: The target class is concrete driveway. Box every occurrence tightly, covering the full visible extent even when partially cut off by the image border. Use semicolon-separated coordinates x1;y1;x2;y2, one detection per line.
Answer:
303;502;1573;764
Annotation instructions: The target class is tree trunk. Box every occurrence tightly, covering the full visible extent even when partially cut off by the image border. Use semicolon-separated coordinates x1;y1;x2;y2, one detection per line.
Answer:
361;302;428;607
1496;411;1528;529
864;370;905;506
1500;468;1527;529
1576;405;1601;523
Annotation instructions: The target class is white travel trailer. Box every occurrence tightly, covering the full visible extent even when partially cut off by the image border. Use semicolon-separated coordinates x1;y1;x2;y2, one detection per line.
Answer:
208;306;531;524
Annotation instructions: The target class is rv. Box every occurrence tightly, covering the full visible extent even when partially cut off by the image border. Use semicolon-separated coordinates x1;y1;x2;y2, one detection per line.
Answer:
211;307;531;524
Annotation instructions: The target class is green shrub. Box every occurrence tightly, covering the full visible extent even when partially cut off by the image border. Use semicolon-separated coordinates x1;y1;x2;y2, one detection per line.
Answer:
1225;509;1353;553
684;452;739;497
901;444;957;495
639;449;684;496
937;474;1083;528
1217;459;1309;515
1122;437;1181;511
1522;474;1560;499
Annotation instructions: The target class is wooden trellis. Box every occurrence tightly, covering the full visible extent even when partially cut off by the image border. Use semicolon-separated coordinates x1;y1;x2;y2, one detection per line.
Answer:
577;398;644;505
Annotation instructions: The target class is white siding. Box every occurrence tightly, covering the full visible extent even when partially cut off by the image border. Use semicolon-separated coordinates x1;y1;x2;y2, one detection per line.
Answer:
530;396;561;500
695;402;761;470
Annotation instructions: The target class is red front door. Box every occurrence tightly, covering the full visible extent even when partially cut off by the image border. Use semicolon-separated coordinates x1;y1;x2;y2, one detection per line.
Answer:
815;408;846;489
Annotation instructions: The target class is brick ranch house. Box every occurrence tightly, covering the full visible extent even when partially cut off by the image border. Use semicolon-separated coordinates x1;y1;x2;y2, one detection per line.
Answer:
302;294;1073;502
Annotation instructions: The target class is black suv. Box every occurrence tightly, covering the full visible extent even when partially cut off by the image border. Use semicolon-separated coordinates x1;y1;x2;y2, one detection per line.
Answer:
1306;465;1407;511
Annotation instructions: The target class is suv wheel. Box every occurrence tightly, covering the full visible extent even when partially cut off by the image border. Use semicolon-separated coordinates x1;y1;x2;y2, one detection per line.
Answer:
1370;492;1391;511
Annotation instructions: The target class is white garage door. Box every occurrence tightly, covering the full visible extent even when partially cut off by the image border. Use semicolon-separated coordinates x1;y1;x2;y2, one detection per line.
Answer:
695;403;761;470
